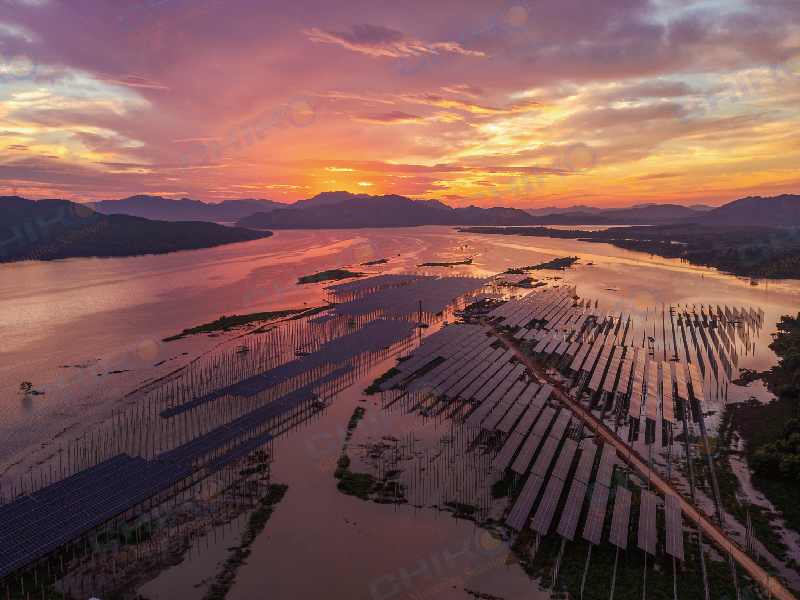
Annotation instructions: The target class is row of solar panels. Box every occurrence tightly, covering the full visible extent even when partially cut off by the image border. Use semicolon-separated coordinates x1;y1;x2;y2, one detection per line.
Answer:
498;427;686;561
330;276;489;319
0;454;194;579
162;318;415;418
159;366;353;465
323;274;425;295
0;365;356;579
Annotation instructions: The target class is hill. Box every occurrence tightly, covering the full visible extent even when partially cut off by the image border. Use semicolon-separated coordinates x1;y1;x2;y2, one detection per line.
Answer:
681;195;800;227
93;195;284;222
235;194;539;229
0;197;273;264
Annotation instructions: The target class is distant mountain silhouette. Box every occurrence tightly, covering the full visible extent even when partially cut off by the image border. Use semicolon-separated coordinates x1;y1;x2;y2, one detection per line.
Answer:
0;197;272;263
94;195;283;222
236;194;539;229
290;190;371;209
678;195;800;227
68;192;797;228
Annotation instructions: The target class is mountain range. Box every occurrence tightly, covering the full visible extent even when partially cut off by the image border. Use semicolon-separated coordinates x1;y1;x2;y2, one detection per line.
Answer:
12;192;800;230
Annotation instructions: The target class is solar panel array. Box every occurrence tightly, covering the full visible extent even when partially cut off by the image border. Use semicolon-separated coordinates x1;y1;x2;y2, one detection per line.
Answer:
0;454;193;578
665;493;685;560
662;361;675;423
557;440;596;541
330;276;489;318
530;438;579;535
159;367;353;465
203;431;274;474
638;490;658;555
324;274;424;294
163;319;413;417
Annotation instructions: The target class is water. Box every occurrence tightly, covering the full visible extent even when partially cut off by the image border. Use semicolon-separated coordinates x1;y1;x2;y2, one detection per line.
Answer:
1;227;797;458
1;225;798;597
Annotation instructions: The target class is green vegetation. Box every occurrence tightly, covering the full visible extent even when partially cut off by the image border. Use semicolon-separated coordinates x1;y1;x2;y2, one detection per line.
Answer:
733;313;800;541
458;224;800;279
163;307;318;341
695;405;788;560
417;257;473;267
202;484;288;600
764;312;800;398
334;454;351;478
297;269;365;284
505;256;580;273
345;407;367;441
365;366;401;395
752;419;800;482
336;471;375;499
443;502;476;517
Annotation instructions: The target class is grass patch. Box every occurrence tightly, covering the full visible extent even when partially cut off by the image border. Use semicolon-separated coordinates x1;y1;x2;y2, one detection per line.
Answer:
164;308;315;341
337;471;375;499
418;257;473;267
345;407;367;441
504;256;579;273
706;405;789;560
297;269;365;284
365;367;400;395
202;484;288;600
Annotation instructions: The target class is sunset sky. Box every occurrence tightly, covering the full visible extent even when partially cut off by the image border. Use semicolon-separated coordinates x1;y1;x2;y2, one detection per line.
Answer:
1;0;799;208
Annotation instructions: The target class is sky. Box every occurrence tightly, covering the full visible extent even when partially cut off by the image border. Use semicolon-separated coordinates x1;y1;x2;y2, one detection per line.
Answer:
0;0;799;209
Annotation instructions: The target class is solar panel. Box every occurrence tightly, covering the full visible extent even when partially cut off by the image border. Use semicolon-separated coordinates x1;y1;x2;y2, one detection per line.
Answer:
532;436;560;477
574;441;598;484
547;410;572;441
506;474;544;531
492;431;526;471
665;493;684;560
512;402;544;435
638;490;657;555
511;435;543;474
531;475;566;535
551;438;579;481
595;443;617;488
609;487;632;549
531;406;557;438
582;483;610;546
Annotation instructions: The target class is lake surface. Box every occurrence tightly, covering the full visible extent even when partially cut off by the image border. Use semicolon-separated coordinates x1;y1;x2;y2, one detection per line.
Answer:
1;226;797;459
1;225;799;598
